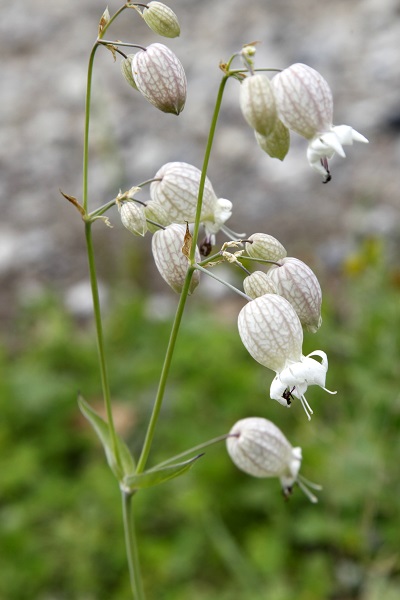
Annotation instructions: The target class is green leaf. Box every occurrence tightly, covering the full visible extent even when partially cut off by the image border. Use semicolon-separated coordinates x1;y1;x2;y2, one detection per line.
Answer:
122;454;203;492
78;395;135;480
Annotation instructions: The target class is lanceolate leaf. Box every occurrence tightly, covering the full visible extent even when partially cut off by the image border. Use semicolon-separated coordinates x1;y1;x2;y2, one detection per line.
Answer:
122;454;204;492
78;395;135;480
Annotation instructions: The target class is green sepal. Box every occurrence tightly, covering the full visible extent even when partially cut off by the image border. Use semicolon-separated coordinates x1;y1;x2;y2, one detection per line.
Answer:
122;454;203;492
78;395;135;480
255;119;290;161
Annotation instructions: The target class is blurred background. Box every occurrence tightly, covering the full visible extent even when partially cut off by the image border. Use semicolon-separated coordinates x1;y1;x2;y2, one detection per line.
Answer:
0;0;399;598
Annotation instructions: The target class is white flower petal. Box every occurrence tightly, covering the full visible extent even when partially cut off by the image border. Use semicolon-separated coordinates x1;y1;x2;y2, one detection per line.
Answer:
333;124;369;145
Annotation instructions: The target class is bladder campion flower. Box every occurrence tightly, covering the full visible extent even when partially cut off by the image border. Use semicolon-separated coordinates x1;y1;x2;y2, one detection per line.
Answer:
272;63;368;182
142;2;180;38
226;417;320;502
132;43;186;114
237;294;335;419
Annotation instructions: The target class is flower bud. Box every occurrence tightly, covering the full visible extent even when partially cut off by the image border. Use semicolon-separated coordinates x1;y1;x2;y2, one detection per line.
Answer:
226;417;302;497
142;2;180;38
239;74;277;137
132;43;186;114
151;223;200;294
255;118;290;161
243;271;277;299
266;257;322;332
121;55;138;90
245;233;287;262
238;294;303;373
118;201;147;236
144;200;170;233
150;162;217;222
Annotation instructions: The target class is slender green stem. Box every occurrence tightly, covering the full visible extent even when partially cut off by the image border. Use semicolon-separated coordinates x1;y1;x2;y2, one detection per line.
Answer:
190;75;229;259
82;43;98;214
136;76;232;472
85;222;122;472
151;434;235;470
136;267;195;473
98;39;147;51
122;492;146;600
194;264;251;300
82;4;129;214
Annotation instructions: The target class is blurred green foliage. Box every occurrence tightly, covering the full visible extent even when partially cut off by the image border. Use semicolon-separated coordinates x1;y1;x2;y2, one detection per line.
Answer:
1;246;400;599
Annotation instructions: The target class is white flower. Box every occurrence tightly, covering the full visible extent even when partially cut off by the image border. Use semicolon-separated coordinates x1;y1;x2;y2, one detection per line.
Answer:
272;63;368;182
226;417;320;502
238;294;335;419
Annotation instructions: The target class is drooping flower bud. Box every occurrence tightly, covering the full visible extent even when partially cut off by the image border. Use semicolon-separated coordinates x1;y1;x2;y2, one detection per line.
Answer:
144;200;170;233
150;162;216;221
132;43;186;114
226;417;320;501
254;118;290;161
238;294;335;419
142;2;180;38
272;63;368;181
151;223;200;294
149;162;232;239
118;201;147;236
239;74;278;136
243;270;277;299
226;417;304;497
245;233;287;262
266;257;322;332
121;55;138;90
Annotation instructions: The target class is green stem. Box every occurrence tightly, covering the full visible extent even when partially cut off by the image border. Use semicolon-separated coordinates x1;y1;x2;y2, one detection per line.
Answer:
82;4;129;214
122;492;146;600
85;222;122;472
82;43;98;214
136;76;232;472
152;433;234;469
190;75;229;259
136;267;195;473
194;264;251;300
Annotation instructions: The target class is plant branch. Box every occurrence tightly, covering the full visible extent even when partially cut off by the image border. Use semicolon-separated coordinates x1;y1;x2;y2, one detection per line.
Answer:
135;267;195;473
85;222;122;472
122;492;146;600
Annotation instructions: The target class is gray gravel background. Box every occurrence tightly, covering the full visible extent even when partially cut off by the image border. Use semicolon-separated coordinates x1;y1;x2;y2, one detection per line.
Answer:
1;0;399;322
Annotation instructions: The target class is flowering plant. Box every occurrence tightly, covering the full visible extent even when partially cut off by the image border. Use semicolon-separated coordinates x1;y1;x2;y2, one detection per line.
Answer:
61;3;368;597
